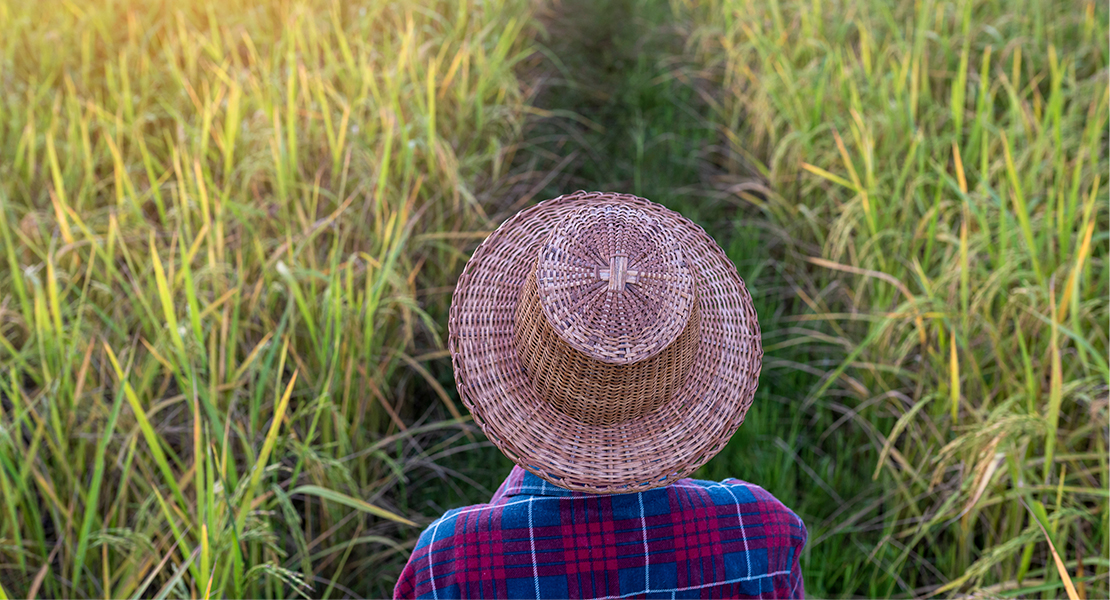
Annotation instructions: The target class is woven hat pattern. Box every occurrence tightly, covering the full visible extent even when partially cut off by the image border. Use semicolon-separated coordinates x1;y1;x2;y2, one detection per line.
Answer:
448;191;762;493
515;274;703;425
535;203;695;364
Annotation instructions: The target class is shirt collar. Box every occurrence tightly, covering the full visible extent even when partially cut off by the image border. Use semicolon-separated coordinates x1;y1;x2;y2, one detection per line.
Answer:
493;465;663;500
494;466;584;499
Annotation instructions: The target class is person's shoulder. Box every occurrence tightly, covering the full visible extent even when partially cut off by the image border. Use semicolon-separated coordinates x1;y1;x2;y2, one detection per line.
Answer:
677;476;808;545
397;501;503;599
665;477;807;597
412;500;497;550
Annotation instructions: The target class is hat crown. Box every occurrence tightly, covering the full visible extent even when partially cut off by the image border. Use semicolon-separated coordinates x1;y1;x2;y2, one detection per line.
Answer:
535;203;695;364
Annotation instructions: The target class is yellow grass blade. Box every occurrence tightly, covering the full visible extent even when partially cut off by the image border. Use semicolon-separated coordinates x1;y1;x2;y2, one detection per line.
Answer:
951;142;968;195
949;328;960;421
250;369;296;493
1026;500;1080;600
149;233;186;361
47;187;75;246
103;342;187;509
237;355;297;534
801;161;854;190
289;485;416;527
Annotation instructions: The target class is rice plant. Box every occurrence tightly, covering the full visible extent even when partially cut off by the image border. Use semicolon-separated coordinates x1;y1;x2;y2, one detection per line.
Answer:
0;0;534;597
679;0;1108;596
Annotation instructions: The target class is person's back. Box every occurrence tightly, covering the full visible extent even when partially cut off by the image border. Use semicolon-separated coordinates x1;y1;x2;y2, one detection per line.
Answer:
395;466;806;599
395;192;807;598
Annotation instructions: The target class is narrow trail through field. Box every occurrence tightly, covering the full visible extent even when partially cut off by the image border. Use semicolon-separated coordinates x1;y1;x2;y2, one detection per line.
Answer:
414;2;888;595
503;0;727;232
501;0;831;495
417;0;748;501
418;0;718;480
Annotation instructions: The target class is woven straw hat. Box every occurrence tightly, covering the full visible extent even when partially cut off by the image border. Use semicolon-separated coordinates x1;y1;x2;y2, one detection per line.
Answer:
448;191;762;493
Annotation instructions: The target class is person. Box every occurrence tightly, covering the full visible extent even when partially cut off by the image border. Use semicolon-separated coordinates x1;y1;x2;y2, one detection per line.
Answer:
394;191;807;599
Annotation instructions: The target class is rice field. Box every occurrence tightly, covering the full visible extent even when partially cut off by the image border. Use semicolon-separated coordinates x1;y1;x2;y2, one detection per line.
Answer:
678;0;1108;595
0;0;532;597
0;0;1105;598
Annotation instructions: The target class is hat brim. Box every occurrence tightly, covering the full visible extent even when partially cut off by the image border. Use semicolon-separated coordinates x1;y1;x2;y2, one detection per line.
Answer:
448;191;762;493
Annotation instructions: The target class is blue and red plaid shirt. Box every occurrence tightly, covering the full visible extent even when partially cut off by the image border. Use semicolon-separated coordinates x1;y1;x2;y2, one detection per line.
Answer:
394;466;807;599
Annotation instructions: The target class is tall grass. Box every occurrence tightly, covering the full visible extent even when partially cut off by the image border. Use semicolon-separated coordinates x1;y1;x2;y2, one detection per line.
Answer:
0;0;534;597
679;0;1108;596
3;0;1106;597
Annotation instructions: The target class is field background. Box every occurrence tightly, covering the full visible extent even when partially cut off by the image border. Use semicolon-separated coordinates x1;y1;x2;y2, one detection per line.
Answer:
0;0;1106;598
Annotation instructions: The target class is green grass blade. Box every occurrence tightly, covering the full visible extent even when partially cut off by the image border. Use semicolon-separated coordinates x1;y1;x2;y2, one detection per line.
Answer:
288;485;416;527
70;351;130;593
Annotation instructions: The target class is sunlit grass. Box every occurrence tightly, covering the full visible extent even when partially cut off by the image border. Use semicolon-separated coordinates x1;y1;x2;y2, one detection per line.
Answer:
2;0;1105;597
0;0;533;597
679;0;1108;596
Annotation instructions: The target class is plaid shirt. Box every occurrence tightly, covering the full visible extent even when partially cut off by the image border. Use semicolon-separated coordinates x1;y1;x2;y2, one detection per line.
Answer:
394;466;807;599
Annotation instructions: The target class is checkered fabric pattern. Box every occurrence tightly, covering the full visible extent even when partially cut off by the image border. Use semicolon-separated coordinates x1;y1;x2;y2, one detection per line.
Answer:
394;466;807;599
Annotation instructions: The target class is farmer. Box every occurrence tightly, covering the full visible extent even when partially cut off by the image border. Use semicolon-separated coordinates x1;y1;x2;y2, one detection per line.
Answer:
395;191;807;599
